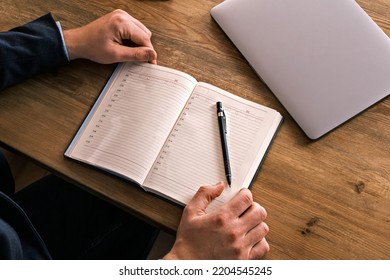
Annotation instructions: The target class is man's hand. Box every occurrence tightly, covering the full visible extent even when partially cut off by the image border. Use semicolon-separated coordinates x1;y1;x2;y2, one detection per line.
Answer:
163;182;270;259
63;9;157;64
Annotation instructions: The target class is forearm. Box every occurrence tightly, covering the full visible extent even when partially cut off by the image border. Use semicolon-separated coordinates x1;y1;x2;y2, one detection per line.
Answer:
0;13;69;91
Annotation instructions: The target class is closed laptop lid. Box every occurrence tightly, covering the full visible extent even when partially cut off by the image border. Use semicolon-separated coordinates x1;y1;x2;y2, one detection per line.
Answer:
211;0;390;139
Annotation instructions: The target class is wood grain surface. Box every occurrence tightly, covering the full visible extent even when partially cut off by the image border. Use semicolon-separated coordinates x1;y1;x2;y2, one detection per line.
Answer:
0;0;389;259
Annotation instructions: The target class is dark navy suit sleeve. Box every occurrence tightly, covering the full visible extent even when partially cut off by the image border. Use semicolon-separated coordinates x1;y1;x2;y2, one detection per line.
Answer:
0;13;69;91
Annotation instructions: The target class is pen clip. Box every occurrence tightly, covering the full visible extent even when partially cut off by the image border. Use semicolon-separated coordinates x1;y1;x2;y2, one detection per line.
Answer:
222;111;227;133
217;102;227;133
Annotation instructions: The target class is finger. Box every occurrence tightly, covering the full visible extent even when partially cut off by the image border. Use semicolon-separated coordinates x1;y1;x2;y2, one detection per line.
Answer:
112;45;157;63
243;220;269;248
249;238;270;259
224;188;254;218
239;202;267;229
128;16;152;38
111;10;154;50
230;203;267;248
125;22;155;49
184;182;225;216
148;57;158;65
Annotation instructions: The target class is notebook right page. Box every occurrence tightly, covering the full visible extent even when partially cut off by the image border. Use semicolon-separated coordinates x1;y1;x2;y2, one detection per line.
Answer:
144;82;282;211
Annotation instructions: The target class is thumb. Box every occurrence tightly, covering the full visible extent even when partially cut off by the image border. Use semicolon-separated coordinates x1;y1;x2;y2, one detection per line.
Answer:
186;182;225;216
114;45;157;63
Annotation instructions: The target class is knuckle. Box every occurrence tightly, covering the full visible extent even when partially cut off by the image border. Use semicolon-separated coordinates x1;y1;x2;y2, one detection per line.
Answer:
108;10;130;28
195;185;211;200
252;203;267;220
227;228;241;242
197;185;209;194
239;189;253;205
214;212;230;227
232;244;243;256
231;242;247;259
112;9;128;21
183;202;196;215
253;221;269;238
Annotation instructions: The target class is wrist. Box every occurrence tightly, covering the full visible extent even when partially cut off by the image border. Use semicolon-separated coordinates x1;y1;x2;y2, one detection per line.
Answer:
162;241;183;260
55;21;70;62
162;238;203;260
162;251;179;260
63;28;83;61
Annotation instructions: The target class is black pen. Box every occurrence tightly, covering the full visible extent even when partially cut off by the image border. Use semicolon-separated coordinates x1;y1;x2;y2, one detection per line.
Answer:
216;102;232;187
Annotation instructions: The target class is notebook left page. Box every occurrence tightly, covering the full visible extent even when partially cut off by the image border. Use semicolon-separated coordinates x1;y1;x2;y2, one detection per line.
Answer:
65;63;197;185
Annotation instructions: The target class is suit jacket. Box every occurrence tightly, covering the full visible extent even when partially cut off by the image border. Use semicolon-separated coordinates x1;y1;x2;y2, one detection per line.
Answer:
0;149;51;259
0;13;68;91
0;13;68;259
0;192;51;259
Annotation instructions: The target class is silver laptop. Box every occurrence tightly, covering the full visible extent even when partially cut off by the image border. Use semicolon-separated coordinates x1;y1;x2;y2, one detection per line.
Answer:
211;0;390;139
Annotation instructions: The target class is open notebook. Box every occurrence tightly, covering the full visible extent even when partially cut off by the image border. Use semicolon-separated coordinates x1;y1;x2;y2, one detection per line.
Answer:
65;63;282;211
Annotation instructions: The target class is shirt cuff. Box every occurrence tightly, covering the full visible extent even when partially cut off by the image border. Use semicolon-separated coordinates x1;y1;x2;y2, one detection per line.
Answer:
56;21;70;62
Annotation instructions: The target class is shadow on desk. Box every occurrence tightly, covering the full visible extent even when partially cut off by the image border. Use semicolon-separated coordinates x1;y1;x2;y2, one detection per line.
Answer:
1;147;175;259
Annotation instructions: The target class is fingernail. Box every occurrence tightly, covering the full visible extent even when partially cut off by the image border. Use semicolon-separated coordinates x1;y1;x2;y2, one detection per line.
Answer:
146;50;157;62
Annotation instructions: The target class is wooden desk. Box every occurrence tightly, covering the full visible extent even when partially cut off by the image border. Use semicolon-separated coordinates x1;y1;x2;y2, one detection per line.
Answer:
0;0;389;259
